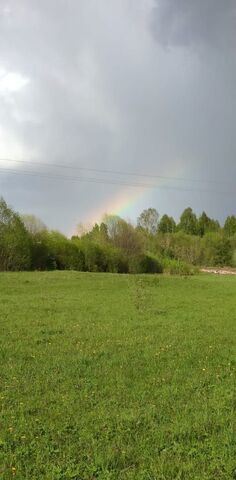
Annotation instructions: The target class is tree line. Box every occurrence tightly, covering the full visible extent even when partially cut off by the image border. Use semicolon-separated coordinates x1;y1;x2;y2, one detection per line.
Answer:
0;198;236;274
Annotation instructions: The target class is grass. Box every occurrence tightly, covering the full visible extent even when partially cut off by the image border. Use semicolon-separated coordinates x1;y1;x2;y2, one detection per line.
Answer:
0;271;235;479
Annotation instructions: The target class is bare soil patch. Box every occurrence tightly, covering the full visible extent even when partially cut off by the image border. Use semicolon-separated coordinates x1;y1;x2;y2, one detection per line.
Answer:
201;268;236;275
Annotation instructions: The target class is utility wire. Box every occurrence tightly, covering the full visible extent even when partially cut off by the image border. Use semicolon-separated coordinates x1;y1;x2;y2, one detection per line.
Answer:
0;157;233;187
0;166;235;197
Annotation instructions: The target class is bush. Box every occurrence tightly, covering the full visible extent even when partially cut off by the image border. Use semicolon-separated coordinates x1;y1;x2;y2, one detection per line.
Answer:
129;254;163;274
202;233;232;266
161;257;197;275
30;233;52;270
102;245;129;273
44;232;85;271
231;250;236;267
155;232;202;265
79;240;107;272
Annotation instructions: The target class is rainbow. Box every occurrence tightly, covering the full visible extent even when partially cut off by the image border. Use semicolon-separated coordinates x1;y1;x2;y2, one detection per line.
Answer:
88;186;147;225
86;164;185;225
69;162;186;236
68;185;147;237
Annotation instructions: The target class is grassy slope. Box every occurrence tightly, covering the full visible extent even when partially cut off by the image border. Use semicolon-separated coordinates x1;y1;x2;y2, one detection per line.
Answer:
0;272;235;479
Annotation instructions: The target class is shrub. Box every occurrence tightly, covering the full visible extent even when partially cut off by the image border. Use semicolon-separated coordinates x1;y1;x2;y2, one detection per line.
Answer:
79;240;107;272
44;232;85;271
161;257;197;275
155;232;202;265
231;250;236;267
129;254;163;274
202;233;232;266
102;245;129;273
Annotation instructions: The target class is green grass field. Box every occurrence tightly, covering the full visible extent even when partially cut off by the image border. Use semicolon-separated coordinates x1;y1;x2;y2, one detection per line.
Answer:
0;272;235;479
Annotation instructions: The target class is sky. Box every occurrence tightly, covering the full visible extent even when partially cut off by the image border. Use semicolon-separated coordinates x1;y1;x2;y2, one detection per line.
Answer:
0;0;235;235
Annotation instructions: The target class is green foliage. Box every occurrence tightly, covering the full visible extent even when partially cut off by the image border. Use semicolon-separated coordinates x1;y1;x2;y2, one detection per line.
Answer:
30;230;53;270
232;250;236;267
83;222;109;245
202;233;232;267
73;234;128;273
76;238;105;272
45;232;85;271
104;215;143;256
224;215;236;237
157;232;202;265
137;208;159;234
0;272;235;478
128;254;163;274
0;198;235;272
230;235;236;267
198;211;220;236
154;230;234;268
102;244;129;273
178;207;198;235
21;214;47;235
158;214;176;234
161;257;197;275
0;198;31;271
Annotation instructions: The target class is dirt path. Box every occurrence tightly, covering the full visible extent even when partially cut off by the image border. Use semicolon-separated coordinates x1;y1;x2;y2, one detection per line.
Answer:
200;268;236;276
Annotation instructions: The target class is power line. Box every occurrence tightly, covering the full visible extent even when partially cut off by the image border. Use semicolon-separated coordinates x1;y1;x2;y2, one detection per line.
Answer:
0;166;235;197
0;157;233;187
0;167;157;188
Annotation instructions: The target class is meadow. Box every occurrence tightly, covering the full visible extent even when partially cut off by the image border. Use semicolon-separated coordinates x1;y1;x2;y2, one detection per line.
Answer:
0;272;235;479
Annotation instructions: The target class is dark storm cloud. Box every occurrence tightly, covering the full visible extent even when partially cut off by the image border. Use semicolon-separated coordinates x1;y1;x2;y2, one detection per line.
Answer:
151;0;236;50
0;0;235;232
150;0;236;197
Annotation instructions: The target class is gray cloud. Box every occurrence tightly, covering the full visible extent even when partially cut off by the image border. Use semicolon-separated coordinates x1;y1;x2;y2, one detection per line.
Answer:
0;0;235;233
151;0;236;50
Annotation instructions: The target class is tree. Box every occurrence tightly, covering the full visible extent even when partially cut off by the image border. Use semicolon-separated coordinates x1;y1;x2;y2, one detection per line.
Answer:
158;231;202;265
224;216;236;237
21;214;47;235
198;211;220;236
113;220;142;255
46;231;85;270
178;208;198;235
29;229;51;270
158;214;176;234
0;197;31;271
79;238;107;272
137;208;159;234
202;233;232;266
84;222;109;245
76;222;92;237
102;214;121;240
21;215;51;270
103;215;142;255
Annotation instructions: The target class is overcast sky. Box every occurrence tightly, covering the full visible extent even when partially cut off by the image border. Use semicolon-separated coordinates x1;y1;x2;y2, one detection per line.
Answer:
0;0;235;234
